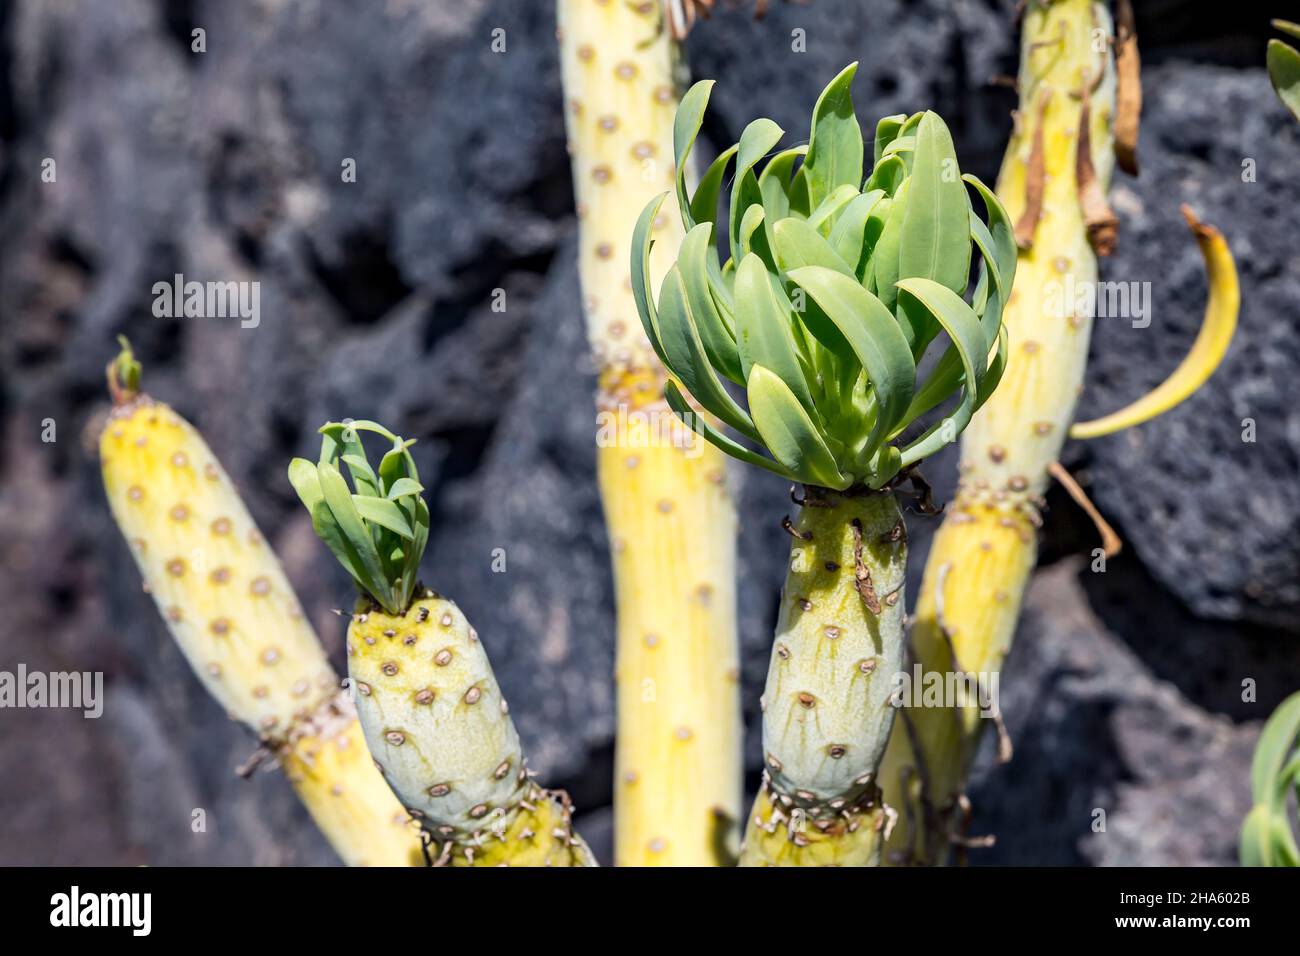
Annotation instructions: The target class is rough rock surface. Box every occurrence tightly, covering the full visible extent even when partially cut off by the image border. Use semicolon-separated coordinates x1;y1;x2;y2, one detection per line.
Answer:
0;0;1294;865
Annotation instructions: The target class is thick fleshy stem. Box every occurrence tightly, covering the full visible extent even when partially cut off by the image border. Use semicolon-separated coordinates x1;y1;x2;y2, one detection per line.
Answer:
294;424;594;866
558;0;742;865
740;488;906;866
100;344;423;865
877;0;1116;866
348;591;595;866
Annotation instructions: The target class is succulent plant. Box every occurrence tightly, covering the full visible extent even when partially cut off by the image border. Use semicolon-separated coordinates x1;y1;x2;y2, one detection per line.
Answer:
1241;691;1300;867
635;66;1014;494
290;422;595;866
632;64;1015;865
100;339;422;866
878;0;1238;866
558;0;743;866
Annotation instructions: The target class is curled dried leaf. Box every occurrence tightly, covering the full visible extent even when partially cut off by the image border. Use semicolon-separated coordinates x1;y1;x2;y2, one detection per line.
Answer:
1076;89;1119;257
1012;91;1050;251
1113;0;1141;175
1070;206;1239;441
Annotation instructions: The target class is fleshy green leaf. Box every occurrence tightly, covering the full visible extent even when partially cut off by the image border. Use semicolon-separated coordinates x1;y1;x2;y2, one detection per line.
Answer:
673;79;715;228
771;218;857;371
964;174;1018;301
759;146;806;226
1268;39;1300;123
679;223;742;383
730;118;785;252
747;364;848;489
772;217;855;277
865;153;906;197
786;265;916;456
352;495;415;540
734;253;818;417
895;278;986;467
872;178;908;316
806;183;859;236
630;193;673;369
287;458;324;511
664;381;796;481
872;114;907;167
828;189;885;276
899;112;973;301
801;62;864;211
691;144;738;229
383;477;423;500
657;266;761;442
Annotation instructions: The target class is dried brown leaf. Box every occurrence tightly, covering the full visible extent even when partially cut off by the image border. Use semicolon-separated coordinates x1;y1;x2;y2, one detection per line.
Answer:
1113;0;1142;175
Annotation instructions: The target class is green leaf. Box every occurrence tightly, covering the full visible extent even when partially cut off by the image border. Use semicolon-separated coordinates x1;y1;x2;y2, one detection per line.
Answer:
865;154;906;197
630;194;673;369
664;381;796;481
806;183;859;236
309;499;383;604
730;118;785;252
759;146;806;226
673;79;714;227
340;453;379;496
1251;691;1300;808
964;174;1018;302
894;278;986;467
976;324;1009;413
377;439;416;494
786;265;916;456
287;458;324;511
872;178;908;316
801;62;864;211
828;189;885;276
738;203;777;274
773;217;855;277
384;477;423;500
317;460;393;608
657;266;762;442
691;144;738;229
1267;39;1300;123
747;364;848;489
1276;20;1300;42
352;495;415;540
899;111;973;300
1239;685;1300;868
679;223;743;384
734;253;818;417
872;114;907;167
771;218;857;369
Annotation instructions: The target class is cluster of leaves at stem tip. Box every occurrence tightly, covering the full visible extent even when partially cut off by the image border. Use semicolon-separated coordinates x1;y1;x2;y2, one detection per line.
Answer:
1268;20;1300;123
631;62;1017;492
1241;691;1300;867
289;421;430;616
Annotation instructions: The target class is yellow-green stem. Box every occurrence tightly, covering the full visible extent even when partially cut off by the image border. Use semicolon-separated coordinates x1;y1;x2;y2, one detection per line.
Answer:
558;0;742;865
740;488;906;866
878;0;1116;865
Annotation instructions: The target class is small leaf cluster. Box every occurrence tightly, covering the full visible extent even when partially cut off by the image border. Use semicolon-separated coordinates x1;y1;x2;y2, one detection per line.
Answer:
289;421;429;616
633;63;1016;490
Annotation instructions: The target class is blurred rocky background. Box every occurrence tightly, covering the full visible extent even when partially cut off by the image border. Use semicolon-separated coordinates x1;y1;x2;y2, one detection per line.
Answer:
0;0;1296;865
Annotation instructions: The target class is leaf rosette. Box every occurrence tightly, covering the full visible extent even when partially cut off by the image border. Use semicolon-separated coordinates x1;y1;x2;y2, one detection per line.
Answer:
289;421;430;616
632;63;1017;490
